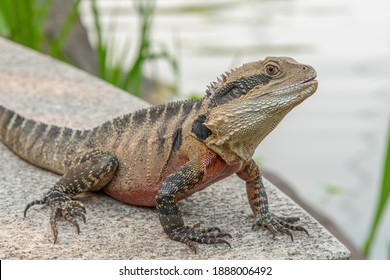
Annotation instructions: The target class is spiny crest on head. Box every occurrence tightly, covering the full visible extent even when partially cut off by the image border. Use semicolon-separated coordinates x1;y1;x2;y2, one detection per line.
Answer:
205;67;237;97
204;60;259;97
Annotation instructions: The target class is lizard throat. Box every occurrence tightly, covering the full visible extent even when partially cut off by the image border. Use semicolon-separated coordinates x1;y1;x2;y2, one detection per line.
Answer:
201;80;317;164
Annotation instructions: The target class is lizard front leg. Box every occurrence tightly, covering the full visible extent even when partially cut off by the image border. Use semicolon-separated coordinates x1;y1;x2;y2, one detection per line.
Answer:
237;159;309;241
24;149;119;243
156;161;231;254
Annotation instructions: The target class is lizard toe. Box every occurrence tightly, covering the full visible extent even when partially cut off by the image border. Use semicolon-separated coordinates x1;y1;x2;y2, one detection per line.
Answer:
25;189;87;243
253;212;308;241
169;224;232;253
24;198;46;217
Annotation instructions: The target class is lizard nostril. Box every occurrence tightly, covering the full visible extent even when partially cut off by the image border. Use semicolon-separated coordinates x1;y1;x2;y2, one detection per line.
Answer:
302;66;307;70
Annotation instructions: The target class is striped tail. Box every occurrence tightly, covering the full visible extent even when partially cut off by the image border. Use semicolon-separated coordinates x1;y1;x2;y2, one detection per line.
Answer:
0;105;89;174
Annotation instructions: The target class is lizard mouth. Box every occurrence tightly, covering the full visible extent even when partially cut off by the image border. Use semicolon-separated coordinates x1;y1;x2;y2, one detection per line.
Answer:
299;77;318;97
302;76;317;84
301;67;318;84
253;75;318;99
301;77;318;92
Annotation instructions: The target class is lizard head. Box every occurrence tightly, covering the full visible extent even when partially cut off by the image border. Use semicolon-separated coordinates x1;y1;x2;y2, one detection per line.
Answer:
193;56;318;164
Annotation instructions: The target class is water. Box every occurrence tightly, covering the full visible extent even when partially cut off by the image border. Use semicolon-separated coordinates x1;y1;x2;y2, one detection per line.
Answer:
79;0;390;259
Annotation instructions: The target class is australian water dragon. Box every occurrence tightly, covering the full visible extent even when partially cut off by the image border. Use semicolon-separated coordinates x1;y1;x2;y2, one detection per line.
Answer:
0;56;318;253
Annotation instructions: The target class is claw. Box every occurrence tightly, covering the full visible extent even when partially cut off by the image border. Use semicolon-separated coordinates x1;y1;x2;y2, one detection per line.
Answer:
253;212;308;241
224;233;233;239
79;212;87;224
65;216;81;235
200;226;222;234
24;191;86;243
217;238;232;249
24;199;46;217
186;240;197;254
296;226;309;237
209;227;222;233
60;200;86;235
50;207;60;243
169;224;232;253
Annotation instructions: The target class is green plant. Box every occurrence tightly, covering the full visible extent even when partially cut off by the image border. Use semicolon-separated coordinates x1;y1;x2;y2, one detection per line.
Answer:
363;122;390;258
91;0;179;97
323;184;351;195
0;0;179;98
48;0;82;60
0;0;81;62
0;0;51;49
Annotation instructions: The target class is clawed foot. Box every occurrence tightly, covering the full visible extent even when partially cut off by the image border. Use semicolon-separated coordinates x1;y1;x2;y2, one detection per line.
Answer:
169;223;232;254
253;212;309;241
24;187;86;243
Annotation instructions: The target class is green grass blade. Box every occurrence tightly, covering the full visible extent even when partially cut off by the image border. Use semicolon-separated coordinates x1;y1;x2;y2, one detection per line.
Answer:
33;0;52;49
0;7;10;35
87;0;178;98
0;0;52;49
49;0;82;59
363;122;390;257
91;0;107;78
144;45;180;95
123;0;156;96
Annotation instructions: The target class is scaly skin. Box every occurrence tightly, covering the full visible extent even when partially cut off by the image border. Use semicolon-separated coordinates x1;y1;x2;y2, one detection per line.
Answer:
0;56;317;253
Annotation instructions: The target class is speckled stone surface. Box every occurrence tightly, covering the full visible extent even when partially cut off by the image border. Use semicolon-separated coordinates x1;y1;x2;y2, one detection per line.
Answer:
0;38;351;259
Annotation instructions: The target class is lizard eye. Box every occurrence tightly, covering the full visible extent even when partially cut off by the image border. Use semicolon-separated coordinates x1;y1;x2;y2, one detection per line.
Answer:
265;64;280;76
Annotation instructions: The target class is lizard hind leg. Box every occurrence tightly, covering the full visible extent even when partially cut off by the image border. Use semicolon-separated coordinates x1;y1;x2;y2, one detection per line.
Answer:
24;149;119;243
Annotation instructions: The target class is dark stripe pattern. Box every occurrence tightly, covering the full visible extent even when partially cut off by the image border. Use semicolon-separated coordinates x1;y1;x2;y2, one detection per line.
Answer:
191;114;212;141
209;74;272;108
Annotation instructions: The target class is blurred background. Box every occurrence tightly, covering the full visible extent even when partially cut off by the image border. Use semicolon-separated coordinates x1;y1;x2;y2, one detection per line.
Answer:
0;0;389;259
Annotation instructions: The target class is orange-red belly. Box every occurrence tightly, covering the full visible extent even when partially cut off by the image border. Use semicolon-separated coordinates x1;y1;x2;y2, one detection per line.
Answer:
103;152;243;207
